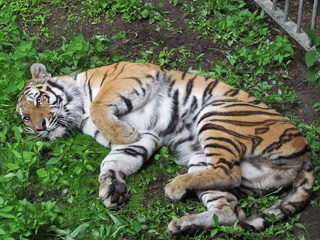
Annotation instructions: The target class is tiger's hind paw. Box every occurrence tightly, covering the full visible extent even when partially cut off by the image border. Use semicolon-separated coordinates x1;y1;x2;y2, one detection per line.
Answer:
99;170;129;209
167;217;200;237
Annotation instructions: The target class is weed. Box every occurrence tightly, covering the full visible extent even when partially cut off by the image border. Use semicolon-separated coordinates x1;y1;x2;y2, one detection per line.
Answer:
305;28;320;86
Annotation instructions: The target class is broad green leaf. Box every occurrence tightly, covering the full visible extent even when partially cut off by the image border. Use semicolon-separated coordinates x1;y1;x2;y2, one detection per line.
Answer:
0;212;15;219
295;223;306;231
314;102;320;107
36;168;47;178
70;223;89;238
12;150;21;159
0;227;6;235
305;28;320;47
141;9;149;18
305;50;320;68
4;173;15;178
46;157;60;165
0;206;14;212
16;169;23;182
307;64;320;83
213;214;219;226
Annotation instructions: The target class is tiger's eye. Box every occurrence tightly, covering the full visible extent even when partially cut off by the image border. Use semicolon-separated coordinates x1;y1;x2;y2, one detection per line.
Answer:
37;96;43;103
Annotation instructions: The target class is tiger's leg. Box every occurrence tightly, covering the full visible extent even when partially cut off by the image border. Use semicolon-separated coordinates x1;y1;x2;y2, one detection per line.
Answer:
99;132;162;209
90;69;165;145
165;133;242;200
167;154;246;236
238;157;314;230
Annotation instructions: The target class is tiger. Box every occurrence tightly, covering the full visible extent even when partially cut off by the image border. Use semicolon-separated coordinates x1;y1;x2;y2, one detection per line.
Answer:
17;61;314;236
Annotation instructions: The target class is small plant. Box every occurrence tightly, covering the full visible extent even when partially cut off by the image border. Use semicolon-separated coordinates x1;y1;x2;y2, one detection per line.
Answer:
305;28;320;116
305;28;320;85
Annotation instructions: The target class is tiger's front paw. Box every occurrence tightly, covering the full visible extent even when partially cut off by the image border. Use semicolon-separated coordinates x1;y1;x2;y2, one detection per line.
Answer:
99;170;129;209
165;175;188;200
108;125;141;145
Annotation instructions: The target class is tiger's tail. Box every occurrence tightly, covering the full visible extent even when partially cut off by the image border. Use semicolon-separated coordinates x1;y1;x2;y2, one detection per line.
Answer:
240;159;314;230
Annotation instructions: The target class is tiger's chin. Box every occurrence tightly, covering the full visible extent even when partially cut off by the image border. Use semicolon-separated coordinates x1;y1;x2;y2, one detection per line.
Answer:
36;126;68;141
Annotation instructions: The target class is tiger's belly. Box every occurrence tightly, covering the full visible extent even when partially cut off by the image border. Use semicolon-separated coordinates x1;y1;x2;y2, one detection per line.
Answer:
122;99;200;166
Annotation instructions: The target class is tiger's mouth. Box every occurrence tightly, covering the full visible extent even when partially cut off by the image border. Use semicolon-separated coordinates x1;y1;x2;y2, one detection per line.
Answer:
37;125;68;141
25;120;69;141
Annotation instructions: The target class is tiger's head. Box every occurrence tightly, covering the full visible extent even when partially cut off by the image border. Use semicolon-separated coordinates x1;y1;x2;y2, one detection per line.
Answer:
17;63;83;140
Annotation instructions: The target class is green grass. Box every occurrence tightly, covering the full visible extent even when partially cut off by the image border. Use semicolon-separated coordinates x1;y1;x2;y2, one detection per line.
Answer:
0;0;319;239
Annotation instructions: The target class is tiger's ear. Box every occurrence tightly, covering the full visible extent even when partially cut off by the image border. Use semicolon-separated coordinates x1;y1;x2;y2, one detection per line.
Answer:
30;63;52;79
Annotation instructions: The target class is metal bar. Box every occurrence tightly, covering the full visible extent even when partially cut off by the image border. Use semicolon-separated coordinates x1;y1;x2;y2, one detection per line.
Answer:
272;0;277;10
296;0;304;33
284;0;290;22
311;0;319;30
254;0;311;51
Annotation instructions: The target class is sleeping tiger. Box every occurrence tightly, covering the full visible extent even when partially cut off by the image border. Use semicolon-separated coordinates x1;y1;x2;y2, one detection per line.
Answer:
17;62;314;236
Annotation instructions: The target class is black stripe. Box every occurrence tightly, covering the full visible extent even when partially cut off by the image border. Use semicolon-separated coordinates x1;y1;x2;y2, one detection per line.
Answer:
132;88;140;96
262;128;304;155
217;158;237;169
168;79;175;97
183;76;196;105
100;70;108;87
114;145;148;162
145;74;154;80
204;76;210;81
223;103;271;110
48;80;64;92
199;123;262;153
46;85;62;105
206;153;221;157
206;119;279;127
248;100;261;105
205;195;227;203
94;130;100;139
204;144;237;157
208;163;229;175
113;62;120;71
80;117;89;130
83;72;88;96
172;135;194;149
126;77;142;85
66;94;73;104
88;73;94;102
111;64;126;81
275;144;311;160
120;95;133;112
224;88;240;97
202;80;219;103
198;110;281;125
189;161;207;168
182;71;187;80
190;96;198;114
159;90;179;136
206;137;241;156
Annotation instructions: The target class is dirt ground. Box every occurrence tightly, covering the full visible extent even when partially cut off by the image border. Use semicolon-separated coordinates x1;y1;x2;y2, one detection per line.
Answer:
25;0;320;238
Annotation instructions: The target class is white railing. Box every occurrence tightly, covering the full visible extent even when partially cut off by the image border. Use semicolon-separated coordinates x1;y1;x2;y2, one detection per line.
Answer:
254;0;318;51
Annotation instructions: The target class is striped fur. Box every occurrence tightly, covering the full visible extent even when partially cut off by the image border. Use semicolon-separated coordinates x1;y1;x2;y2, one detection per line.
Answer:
17;62;314;236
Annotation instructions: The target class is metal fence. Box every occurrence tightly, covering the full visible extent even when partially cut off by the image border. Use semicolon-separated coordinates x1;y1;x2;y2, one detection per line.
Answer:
254;0;319;51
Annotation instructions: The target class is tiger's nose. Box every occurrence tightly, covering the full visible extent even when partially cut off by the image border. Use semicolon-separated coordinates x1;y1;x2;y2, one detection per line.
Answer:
35;119;47;131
